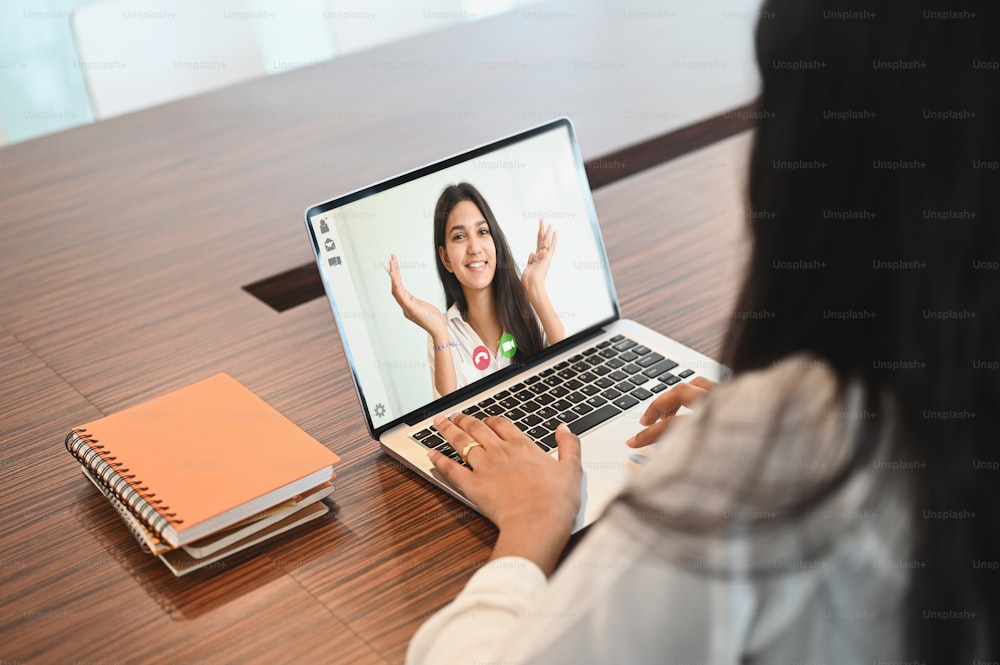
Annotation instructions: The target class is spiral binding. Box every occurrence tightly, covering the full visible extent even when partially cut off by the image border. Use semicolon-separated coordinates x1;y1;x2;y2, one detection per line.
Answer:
65;428;182;541
79;465;170;554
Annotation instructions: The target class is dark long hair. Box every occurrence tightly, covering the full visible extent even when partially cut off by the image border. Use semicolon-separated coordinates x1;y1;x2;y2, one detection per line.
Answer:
725;0;999;659
433;183;544;358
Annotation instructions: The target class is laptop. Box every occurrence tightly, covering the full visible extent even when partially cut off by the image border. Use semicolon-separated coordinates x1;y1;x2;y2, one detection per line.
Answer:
304;118;725;531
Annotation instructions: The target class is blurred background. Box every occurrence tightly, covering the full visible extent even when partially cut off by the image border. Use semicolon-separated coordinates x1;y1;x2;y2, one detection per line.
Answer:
0;0;544;145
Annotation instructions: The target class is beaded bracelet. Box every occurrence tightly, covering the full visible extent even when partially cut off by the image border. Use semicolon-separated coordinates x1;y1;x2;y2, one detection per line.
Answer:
433;341;460;352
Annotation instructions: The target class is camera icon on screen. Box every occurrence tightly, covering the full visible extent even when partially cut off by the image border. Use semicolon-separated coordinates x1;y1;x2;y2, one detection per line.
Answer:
499;333;517;358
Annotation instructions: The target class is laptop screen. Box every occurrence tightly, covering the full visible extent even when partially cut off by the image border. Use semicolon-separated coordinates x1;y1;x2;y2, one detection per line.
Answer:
305;119;618;435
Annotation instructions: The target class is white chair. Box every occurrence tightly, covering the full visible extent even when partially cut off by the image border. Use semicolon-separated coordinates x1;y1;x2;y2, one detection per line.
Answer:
71;0;268;119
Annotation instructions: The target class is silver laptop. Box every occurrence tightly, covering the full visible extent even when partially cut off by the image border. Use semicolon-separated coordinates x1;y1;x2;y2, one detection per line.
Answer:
304;118;725;531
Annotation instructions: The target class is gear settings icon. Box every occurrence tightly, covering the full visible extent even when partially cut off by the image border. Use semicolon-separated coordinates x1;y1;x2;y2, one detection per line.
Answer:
373;403;386;419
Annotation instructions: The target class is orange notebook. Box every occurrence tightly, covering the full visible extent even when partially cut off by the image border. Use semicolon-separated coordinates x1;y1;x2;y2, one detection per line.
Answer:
65;373;339;548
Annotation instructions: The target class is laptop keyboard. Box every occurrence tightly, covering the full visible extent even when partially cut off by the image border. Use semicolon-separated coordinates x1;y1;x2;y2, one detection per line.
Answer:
411;334;696;465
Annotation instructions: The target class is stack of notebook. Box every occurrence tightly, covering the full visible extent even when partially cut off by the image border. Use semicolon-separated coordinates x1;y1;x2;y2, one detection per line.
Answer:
65;373;340;576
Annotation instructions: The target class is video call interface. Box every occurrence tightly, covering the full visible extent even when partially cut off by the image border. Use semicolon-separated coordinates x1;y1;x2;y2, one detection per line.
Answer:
309;124;618;430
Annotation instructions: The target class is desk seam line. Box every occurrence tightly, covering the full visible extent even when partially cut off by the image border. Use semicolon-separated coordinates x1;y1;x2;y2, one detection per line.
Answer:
279;563;394;665
2;323;107;418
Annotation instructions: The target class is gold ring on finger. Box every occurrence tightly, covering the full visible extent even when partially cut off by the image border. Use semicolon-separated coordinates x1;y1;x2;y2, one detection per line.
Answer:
461;441;482;462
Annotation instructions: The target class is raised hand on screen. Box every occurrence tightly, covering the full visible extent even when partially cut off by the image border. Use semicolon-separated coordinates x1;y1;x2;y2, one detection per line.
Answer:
521;219;557;296
387;254;447;338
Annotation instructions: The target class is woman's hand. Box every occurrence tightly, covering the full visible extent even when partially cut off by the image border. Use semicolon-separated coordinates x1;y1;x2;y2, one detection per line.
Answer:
387;254;447;339
520;219;557;297
429;413;582;576
626;376;717;448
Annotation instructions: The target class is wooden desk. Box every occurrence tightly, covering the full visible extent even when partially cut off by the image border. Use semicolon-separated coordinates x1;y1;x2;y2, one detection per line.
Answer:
0;0;754;660
0;126;750;661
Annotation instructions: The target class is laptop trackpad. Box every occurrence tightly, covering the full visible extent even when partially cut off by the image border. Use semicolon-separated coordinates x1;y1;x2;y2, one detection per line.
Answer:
574;416;645;529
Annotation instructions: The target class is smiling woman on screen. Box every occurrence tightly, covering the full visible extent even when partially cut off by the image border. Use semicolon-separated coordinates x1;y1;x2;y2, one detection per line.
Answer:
388;182;565;399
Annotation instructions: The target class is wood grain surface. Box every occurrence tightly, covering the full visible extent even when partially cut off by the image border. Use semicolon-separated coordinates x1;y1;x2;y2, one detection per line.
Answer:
0;130;750;664
0;0;756;660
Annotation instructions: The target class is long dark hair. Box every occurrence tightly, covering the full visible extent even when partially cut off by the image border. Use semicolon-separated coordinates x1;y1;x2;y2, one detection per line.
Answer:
725;0;999;660
433;182;544;358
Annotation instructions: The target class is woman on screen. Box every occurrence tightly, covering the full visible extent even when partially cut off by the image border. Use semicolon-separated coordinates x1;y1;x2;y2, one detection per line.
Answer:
388;182;565;398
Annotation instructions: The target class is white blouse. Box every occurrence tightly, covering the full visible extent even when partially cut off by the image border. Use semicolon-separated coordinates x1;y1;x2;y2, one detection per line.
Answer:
407;356;917;664
427;303;512;399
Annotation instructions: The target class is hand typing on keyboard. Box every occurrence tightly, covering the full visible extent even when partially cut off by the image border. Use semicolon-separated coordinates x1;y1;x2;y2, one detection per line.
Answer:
429;413;583;576
626;376;717;449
